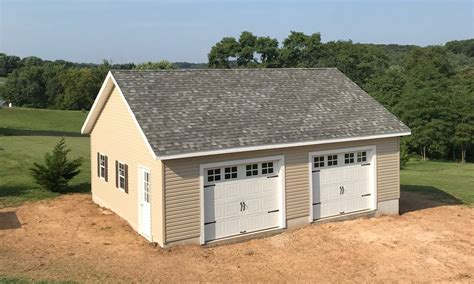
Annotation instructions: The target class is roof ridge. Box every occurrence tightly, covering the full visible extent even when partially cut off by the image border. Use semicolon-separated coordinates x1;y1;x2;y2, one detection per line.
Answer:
111;67;339;72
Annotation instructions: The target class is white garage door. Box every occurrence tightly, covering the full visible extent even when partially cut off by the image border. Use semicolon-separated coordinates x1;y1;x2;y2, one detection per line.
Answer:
311;147;375;220
203;158;283;242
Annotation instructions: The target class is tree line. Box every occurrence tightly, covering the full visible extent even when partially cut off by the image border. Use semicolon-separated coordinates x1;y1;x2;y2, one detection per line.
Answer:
0;55;180;110
0;35;473;162
210;33;474;162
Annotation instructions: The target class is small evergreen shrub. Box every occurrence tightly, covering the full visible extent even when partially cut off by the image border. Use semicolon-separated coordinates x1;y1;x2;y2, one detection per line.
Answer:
30;138;83;193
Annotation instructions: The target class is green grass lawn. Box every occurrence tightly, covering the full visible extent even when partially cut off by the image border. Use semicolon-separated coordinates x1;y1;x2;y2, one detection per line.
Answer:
0;107;87;133
0;108;90;208
401;159;474;205
0;107;472;209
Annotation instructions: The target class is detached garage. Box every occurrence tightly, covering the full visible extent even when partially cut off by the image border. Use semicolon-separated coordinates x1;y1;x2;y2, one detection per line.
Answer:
81;68;410;247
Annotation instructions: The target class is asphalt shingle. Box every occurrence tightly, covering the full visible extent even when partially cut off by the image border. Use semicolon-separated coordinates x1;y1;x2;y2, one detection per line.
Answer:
111;68;410;157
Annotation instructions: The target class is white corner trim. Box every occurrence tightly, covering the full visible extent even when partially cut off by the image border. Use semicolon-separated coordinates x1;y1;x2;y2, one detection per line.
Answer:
81;72;157;160
157;132;411;160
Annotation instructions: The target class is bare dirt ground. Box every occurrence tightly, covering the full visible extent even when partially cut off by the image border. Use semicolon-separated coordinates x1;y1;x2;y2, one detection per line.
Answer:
0;192;473;283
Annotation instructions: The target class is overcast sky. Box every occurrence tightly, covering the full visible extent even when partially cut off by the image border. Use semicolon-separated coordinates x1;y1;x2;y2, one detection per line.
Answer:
1;0;473;64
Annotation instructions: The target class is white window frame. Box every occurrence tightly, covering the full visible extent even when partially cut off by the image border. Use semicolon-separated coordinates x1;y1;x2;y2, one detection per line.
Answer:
117;161;126;191
357;151;367;163
199;155;286;245
245;163;259;177
99;153;106;180
308;145;377;222
327;154;338;167
261;161;274;175
344;152;355;164
224;166;238;180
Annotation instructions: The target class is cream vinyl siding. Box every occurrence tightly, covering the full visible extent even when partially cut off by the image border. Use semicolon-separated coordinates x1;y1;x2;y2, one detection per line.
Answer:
90;86;164;245
164;137;400;243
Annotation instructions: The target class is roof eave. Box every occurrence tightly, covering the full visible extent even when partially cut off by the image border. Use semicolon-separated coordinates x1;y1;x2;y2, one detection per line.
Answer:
156;131;411;161
80;71;157;160
81;71;115;134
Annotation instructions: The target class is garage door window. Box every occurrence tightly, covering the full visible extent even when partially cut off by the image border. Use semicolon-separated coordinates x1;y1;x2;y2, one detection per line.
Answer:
207;168;221;182
327;154;338;166
314;156;324;168
261;162;274;174
357;151;367;162
344;153;355;164
246;164;259;176
224;166;237;179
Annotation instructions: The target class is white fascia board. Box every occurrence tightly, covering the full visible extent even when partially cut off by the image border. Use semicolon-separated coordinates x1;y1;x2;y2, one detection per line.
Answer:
81;71;114;134
157;131;411;161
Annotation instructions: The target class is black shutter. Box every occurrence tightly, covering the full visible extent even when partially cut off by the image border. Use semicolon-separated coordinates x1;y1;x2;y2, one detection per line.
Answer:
124;164;129;193
97;153;100;177
104;156;108;182
115;160;119;188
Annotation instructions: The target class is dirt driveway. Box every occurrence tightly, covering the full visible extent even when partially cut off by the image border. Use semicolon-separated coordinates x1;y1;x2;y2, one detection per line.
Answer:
0;192;472;283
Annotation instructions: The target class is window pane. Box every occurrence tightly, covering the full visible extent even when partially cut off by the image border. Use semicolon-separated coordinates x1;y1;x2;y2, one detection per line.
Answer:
314;156;324;168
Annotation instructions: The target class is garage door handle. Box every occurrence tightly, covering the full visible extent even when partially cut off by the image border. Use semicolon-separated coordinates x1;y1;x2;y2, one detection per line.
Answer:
313;202;321;205
204;221;216;225
312;170;320;173
204;184;215;188
362;193;371;197
361;163;371;166
267;175;279;178
268;209;279;213
240;230;247;234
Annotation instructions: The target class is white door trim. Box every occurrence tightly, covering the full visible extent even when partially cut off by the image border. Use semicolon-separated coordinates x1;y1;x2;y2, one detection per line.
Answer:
199;155;286;245
308;145;377;222
138;166;152;241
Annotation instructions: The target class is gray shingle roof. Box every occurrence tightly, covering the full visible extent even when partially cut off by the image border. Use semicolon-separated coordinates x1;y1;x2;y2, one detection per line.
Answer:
111;68;410;157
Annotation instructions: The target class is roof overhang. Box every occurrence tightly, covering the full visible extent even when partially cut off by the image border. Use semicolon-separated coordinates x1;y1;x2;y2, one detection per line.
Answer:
82;72;410;162
156;131;411;160
81;71;115;135
80;71;157;160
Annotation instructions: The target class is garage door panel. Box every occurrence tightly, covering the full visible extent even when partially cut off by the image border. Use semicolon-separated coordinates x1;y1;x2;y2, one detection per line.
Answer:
224;203;239;218
312;149;375;221
262;195;276;210
204;158;282;242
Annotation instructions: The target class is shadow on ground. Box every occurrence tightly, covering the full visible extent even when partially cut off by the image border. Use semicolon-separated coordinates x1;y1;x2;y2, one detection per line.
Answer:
0;211;21;230
0;127;83;137
68;182;91;194
400;185;463;214
0;185;31;198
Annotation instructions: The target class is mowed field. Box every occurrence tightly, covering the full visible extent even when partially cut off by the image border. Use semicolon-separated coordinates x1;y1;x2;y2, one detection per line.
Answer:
0;108;90;208
0;108;473;282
